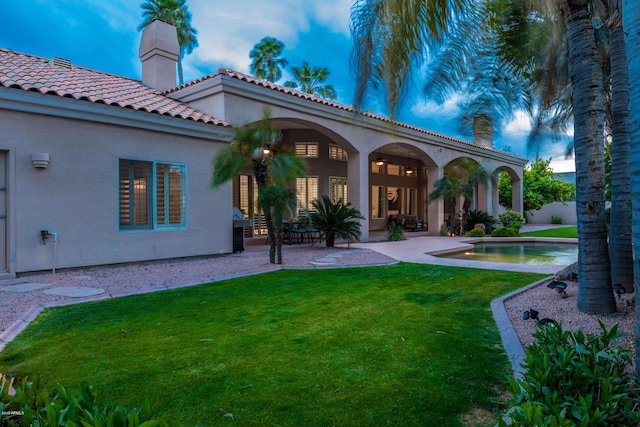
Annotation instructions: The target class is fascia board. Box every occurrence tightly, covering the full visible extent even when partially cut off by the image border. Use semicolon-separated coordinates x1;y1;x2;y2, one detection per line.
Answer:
0;88;232;142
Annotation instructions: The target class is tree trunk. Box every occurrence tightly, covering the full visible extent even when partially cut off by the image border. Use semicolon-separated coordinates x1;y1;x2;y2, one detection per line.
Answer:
565;1;615;314
621;0;640;374
326;233;335;248
608;23;634;292
276;228;283;264
265;212;276;264
177;53;184;86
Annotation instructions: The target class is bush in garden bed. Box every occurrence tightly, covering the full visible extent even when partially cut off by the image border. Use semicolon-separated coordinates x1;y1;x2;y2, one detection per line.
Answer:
499;321;639;426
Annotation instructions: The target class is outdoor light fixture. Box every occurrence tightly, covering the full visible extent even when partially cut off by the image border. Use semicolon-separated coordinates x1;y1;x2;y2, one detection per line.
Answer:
547;280;568;298
32;152;50;169
375;148;385;166
406;149;414;176
262;145;272;155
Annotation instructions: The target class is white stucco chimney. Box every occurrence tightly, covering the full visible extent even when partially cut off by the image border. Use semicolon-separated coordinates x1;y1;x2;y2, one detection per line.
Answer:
139;20;180;91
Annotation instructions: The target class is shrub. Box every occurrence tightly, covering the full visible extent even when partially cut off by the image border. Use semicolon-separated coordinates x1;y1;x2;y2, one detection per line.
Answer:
491;227;518;237
465;228;485;237
0;372;171;426
387;223;405;241
499;322;639;426
551;215;562;224
499;209;525;228
309;195;364;247
465;209;497;234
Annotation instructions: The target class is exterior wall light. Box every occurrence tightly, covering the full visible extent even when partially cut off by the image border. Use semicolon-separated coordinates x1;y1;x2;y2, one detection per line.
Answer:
32;152;50;169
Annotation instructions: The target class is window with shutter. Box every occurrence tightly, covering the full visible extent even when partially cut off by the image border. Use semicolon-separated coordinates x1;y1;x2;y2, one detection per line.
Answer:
119;159;186;230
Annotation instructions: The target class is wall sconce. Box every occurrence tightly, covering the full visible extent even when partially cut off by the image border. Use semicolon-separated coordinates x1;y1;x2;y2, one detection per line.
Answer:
375;148;385;166
32;152;50;169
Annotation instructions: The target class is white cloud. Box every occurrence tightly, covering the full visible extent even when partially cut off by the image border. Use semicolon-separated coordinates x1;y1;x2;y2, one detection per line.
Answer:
503;110;532;136
410;93;463;120
184;0;352;78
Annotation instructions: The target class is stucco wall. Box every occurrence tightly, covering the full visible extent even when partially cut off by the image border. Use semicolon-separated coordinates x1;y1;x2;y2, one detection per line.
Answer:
0;110;231;273
526;202;577;225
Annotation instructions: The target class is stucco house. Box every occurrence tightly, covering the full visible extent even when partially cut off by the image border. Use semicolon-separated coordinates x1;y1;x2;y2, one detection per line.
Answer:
0;20;527;277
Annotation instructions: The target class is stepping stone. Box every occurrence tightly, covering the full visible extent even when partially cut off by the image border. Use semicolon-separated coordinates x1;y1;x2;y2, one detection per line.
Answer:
43;286;105;298
0;283;50;292
326;253;345;258
315;257;337;263
0;278;29;287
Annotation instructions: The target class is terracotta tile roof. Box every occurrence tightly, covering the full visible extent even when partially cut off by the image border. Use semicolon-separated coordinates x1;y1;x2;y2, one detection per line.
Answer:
167;68;525;161
0;48;228;127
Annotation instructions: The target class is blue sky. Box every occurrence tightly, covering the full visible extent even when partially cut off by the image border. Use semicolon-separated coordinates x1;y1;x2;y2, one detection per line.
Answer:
2;0;572;164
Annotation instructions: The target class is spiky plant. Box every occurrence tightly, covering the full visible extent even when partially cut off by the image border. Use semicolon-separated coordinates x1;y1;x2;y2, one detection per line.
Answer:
309;195;364;247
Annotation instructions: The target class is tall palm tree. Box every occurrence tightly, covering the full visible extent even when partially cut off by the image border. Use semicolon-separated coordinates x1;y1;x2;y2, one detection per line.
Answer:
554;0;615;314
249;37;288;83
138;0;198;86
595;0;634;293
212;110;306;264
622;0;640;373
284;62;337;99
509;0;633;296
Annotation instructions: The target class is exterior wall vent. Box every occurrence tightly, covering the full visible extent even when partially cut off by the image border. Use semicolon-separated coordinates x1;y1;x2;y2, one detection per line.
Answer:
51;57;72;69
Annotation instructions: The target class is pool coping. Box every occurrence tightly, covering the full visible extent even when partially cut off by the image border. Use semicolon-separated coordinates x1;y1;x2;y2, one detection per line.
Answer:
425;237;578;257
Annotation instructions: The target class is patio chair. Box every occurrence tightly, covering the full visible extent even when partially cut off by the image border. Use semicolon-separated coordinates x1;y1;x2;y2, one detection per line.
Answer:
290;221;307;244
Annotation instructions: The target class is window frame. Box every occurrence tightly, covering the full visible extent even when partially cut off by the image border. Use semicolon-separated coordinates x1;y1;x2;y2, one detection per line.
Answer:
328;144;348;161
295;142;319;158
119;158;187;231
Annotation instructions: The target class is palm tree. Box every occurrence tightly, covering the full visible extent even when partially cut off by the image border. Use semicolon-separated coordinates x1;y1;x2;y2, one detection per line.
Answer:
622;0;640;373
309;195;364;247
283;62;337;99
554;0;615;314
212;110;306;264
430;159;488;236
595;0;634;293
138;0;198;86
350;0;473;118
421;1;531;147
249;37;288;83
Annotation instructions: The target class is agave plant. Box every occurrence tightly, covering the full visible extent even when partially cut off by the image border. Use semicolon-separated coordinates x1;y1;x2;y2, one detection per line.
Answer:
309;195;364;247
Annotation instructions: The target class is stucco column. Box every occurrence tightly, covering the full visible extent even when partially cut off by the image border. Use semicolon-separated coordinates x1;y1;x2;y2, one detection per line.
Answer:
348;150;370;242
476;180;490;213
427;167;445;236
512;172;524;215
490;174;499;216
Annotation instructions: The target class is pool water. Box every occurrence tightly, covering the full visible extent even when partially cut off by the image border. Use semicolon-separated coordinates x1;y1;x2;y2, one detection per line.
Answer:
436;242;578;265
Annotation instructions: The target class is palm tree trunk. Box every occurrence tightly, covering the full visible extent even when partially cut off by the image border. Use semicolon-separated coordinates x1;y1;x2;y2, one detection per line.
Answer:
276;228;283;264
608;23;634;292
565;0;615;314
621;0;640;374
265;212;276;264
177;55;184;86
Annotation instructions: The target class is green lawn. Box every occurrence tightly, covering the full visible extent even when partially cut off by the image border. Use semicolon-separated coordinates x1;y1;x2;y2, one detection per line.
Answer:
0;263;545;426
520;226;578;238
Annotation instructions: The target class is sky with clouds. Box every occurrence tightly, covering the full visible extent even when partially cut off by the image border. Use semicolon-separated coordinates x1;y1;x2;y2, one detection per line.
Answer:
2;0;572;165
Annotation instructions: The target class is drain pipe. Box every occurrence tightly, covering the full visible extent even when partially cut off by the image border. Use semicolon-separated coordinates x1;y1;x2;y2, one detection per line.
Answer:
51;232;58;274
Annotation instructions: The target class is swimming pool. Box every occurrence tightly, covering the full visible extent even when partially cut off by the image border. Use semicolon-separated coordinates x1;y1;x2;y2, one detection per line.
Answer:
435;242;578;265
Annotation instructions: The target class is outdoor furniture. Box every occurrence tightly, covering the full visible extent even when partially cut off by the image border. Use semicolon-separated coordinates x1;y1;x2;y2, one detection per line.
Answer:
291;221;307;244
